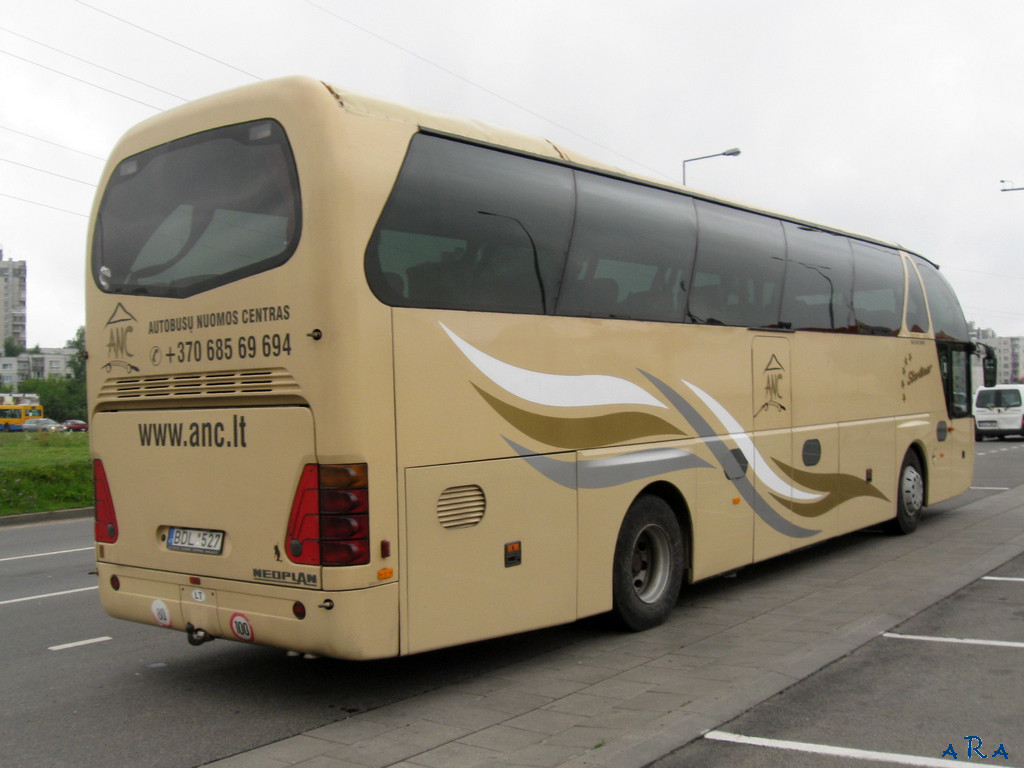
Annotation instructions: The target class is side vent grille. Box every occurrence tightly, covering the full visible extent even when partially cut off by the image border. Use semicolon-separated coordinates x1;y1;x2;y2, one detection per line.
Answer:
437;485;486;529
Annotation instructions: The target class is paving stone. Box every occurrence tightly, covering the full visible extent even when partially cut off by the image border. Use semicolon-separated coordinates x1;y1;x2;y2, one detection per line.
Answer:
201;487;1024;768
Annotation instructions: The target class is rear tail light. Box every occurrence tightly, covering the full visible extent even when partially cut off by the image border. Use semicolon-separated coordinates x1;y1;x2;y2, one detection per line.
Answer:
94;459;118;543
286;464;370;566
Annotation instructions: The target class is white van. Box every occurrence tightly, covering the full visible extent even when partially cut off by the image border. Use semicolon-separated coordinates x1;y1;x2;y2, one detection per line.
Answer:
974;384;1024;440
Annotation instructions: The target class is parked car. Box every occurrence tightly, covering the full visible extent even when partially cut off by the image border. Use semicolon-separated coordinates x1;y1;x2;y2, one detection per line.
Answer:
23;418;66;432
62;419;89;432
974;384;1024;441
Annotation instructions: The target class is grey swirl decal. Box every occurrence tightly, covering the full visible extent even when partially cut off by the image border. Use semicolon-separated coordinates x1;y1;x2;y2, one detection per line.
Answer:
505;439;712;489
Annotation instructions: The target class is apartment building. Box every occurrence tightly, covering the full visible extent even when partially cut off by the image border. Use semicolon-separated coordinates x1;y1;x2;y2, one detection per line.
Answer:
0;250;28;349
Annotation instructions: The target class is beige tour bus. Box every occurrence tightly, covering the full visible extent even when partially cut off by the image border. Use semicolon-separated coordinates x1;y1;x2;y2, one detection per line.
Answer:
87;76;995;660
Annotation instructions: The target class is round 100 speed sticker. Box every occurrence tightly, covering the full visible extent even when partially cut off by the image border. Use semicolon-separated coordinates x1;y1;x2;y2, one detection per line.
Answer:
229;612;255;642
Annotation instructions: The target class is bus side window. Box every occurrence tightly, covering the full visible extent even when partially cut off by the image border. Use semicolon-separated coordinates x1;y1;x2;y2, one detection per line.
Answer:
913;257;970;342
904;259;930;334
557;173;696;322
689;201;786;328
850;241;903;336
779;224;855;332
366;134;574;315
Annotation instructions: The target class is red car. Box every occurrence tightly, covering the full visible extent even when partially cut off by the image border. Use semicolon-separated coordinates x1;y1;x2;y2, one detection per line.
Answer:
62;420;89;432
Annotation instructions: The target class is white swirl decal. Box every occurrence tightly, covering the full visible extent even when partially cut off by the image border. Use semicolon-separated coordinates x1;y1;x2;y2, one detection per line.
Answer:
441;324;665;409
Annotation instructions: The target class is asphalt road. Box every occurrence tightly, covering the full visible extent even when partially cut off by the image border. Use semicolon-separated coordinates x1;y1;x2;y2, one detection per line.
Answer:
0;516;597;768
1;439;1021;768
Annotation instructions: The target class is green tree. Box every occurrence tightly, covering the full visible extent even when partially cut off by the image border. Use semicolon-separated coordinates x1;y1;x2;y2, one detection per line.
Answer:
18;328;88;422
18;377;85;422
3;336;25;357
68;326;86;381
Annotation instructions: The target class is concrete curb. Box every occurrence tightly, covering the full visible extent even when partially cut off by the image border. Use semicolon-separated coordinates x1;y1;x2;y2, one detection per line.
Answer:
0;507;92;527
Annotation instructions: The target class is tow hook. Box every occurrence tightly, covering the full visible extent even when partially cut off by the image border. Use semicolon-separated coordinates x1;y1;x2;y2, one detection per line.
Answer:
186;622;214;646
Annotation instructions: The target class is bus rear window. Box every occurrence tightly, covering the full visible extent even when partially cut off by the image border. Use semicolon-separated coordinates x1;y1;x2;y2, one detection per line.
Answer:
92;120;301;299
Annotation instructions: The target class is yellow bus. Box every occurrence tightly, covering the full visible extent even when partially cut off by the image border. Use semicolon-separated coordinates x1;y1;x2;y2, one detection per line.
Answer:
0;403;44;431
87;76;994;660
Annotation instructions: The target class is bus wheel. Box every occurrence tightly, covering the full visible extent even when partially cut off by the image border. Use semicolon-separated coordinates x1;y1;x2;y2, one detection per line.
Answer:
886;451;924;535
612;495;684;631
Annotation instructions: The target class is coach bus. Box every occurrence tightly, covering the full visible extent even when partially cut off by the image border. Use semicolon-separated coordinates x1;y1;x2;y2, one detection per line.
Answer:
86;76;995;659
0;403;44;431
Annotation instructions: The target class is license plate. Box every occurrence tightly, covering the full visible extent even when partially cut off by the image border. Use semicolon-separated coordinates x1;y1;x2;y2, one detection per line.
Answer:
979;421;997;428
167;527;224;555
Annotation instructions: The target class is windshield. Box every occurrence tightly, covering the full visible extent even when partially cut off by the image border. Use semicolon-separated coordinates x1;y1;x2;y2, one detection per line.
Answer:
92;119;301;299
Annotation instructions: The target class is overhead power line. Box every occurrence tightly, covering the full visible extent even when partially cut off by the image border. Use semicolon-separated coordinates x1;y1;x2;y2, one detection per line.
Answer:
943;265;1024;283
0;25;187;103
0;124;105;161
0;156;96;187
73;0;262;82
0;49;165;111
0;191;88;218
305;0;670;182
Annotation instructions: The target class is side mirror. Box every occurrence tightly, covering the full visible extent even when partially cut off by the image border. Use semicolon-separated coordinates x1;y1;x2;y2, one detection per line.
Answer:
980;344;998;388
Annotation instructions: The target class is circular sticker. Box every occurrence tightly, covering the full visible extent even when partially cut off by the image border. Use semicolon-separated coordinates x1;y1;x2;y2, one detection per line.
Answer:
229;612;255;642
151;599;172;627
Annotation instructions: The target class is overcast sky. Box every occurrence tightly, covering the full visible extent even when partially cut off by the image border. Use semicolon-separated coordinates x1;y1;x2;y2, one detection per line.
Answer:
2;0;1023;348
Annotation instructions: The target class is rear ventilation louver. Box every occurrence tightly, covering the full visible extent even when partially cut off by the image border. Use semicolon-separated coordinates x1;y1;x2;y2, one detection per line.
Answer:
437;485;486;529
97;368;299;402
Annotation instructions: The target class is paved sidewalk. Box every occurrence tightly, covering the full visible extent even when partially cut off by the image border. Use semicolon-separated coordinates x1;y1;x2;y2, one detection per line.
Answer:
207;486;1024;768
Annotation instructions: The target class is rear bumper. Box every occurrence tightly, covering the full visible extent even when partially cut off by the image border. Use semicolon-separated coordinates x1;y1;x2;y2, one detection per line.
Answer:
96;562;399;660
975;420;1023;438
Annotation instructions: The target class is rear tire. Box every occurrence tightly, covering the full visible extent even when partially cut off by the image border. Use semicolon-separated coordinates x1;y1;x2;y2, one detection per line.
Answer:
612;495;685;631
886;451;924;535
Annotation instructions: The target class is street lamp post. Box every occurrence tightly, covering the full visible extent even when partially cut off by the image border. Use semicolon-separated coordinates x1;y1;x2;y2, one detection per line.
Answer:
1000;180;1024;192
682;147;741;185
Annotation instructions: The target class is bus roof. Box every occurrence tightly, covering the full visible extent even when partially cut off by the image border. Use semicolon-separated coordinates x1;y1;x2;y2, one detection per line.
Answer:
317;79;929;264
123;75;932;266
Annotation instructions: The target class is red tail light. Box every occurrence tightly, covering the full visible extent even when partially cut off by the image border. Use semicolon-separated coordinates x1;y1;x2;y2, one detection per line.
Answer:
286;464;370;566
94;459;118;543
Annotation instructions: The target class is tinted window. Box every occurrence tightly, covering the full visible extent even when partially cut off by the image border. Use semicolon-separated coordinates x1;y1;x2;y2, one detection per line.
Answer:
993;389;1023;408
366;135;573;314
557;174;697;321
93;120;301;299
952;349;970;417
688;202;786;327
913;257;970;341
780;224;855;332
938;345;972;419
905;260;930;333
850;241;903;335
